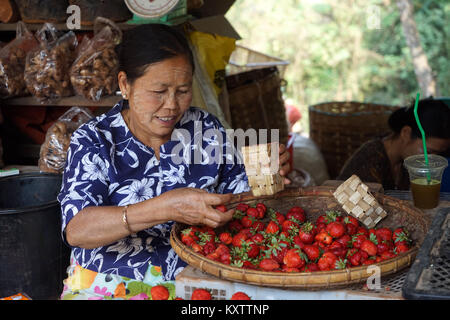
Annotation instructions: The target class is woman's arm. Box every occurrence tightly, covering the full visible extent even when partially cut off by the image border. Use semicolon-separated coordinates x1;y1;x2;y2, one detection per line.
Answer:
65;188;234;249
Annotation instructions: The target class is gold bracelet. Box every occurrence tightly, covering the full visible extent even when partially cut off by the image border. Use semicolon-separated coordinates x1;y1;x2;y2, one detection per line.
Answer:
122;205;133;234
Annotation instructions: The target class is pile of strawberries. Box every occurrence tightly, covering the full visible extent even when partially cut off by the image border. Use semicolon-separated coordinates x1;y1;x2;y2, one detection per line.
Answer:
180;202;412;272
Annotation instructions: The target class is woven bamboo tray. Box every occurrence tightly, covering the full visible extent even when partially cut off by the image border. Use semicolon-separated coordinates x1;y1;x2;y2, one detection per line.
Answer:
170;186;429;289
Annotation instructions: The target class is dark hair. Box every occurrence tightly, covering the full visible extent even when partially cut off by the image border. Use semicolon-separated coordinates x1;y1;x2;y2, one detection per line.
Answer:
115;24;195;84
388;98;450;139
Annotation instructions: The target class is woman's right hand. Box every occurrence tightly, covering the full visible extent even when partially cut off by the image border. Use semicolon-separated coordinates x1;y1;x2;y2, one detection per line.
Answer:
155;188;235;228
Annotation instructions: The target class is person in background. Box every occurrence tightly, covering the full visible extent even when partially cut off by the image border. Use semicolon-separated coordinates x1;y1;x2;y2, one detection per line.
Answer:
57;23;291;300
337;98;450;190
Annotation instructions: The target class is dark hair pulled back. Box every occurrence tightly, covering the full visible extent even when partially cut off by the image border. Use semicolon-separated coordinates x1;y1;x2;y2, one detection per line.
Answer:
388;98;450;139
115;23;195;84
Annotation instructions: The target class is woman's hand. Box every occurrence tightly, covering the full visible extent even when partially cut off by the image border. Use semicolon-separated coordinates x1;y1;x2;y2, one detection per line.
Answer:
278;143;291;185
156;188;235;228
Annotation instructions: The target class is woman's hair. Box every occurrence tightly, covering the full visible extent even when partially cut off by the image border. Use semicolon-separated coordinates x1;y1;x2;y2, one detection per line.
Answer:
115;24;195;84
388;98;450;139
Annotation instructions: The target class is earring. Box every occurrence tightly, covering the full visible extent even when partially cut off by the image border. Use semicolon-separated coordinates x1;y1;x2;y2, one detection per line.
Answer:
123;93;128;99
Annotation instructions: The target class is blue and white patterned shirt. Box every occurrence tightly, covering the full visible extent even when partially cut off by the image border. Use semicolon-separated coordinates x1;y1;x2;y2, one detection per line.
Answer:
58;100;250;281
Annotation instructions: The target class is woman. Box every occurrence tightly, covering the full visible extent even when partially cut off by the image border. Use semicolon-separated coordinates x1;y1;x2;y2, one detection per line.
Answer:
58;24;291;300
337;98;450;190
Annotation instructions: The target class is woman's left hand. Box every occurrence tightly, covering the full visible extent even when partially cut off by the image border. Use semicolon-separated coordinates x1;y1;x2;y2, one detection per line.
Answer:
278;143;291;185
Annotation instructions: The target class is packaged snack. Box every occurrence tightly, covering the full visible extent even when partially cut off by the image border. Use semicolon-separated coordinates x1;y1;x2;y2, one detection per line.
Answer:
70;17;121;101
38;106;93;173
24;23;78;103
0;21;39;98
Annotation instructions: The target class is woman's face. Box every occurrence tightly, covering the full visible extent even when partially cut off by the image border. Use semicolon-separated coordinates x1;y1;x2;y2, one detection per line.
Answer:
402;136;450;159
119;55;193;142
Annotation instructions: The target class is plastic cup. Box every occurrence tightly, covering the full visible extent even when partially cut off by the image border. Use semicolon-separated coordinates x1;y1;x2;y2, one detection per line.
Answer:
404;154;448;209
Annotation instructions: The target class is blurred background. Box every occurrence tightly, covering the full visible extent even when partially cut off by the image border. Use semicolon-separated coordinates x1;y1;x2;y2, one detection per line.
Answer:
226;0;449;135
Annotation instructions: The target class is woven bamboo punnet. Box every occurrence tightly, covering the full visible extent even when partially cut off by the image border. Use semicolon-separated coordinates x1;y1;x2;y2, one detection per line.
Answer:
241;142;284;196
170;186;429;289
333;175;388;228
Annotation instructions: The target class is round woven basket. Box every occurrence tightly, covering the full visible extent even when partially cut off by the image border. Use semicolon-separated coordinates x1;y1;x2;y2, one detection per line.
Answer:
308;102;400;179
170;186;429;289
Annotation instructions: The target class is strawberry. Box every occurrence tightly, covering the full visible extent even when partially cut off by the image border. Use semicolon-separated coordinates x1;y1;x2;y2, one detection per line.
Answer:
206;252;220;261
282;219;299;234
282;265;301;273
357;227;369;237
242;260;258;269
347;248;362;266
256;203;267;219
305;262;319;272
326;221;345;238
246;207;260;219
236;203;249;212
259;258;280;271
298;222;315;244
191;288;212;300
273;211;286;225
336;234;351;248
251;233;264;244
191;243;203;254
203;242;216;255
231;292;251;300
315;231;332;245
344;222;358;236
228;219;243;233
343;215;359;227
286;209;306;223
244;241;260;259
376;240;390;254
293;235;305;248
318;252;337;271
220;252;231;264
241;216;254;228
215;205;227;213
380;250;397;260
265;220;280;235
232;232;247;248
351;233;367;249
214;244;229;257
303;244;320;261
360;239;377;256
219;232;232;245
394;243;410;254
375;227;392;242
283;248;306;269
393;228;411;246
150;285;170;300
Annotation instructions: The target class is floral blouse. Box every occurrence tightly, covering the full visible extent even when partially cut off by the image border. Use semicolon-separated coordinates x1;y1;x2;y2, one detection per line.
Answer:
58;100;250;281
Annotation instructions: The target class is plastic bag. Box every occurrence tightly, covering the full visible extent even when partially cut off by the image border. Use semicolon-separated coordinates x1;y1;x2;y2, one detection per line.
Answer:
188;30;236;97
70;17;121;101
38;106;94;173
24;23;78;103
0;21;39;98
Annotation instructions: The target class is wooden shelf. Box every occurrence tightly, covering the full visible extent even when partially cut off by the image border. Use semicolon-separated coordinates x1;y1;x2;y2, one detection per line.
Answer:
3;95;121;107
0;22;136;32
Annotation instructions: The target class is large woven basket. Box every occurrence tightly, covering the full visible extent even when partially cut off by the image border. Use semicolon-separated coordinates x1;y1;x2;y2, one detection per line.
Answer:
309;102;400;179
226;67;289;146
170;186;429;289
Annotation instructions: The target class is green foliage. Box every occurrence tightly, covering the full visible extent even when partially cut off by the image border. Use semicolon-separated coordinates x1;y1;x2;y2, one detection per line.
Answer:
226;0;448;133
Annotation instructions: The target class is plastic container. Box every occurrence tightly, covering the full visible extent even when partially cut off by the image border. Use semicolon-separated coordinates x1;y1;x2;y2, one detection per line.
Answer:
0;173;70;300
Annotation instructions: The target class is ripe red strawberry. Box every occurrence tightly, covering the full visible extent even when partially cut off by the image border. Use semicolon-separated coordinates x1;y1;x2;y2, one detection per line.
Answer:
231;292;251;300
273;211;286;225
283;248;306;269
150;285;170;300
380;250;397;260
315;231;332;245
245;241;260;259
215;205;227;213
318;252;337;271
343;215;359;227
347;248;362;266
305;262;319;272
343;217;358;235
241;216;254;228
219;232;232;245
326;221;346;238
259;258;280;271
265;221;280;235
351;233;367;249
303;244;320;261
251;233;264;244
191;243;203;254
298;222;315;244
376;240;390;254
246;207;259;219
282;219;299;233
360;239;377;256
256;203;267;219
214;244;229;257
286;209;306;223
236;203;249;212
282;265;301;273
336;234;351;248
394;243;410;254
191;288;212;300
293;235;305;248
252;221;266;232
357;227;369;237
232;232;247;248
375;227;392;242
228;219;243;233
220;252;231;264
243;260;258;270
203;242;216;255
206;252;219;261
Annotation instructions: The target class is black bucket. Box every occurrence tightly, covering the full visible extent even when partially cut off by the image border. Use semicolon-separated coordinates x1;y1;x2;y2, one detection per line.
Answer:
0;173;71;300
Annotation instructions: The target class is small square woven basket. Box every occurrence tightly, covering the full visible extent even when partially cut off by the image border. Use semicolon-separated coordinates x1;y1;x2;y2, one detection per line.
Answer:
333;175;387;228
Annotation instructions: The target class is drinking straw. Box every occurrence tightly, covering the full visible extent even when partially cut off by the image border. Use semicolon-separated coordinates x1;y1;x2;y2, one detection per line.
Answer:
413;92;431;184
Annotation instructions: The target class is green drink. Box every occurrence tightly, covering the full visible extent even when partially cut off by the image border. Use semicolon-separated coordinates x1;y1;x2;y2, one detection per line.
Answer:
410;178;441;209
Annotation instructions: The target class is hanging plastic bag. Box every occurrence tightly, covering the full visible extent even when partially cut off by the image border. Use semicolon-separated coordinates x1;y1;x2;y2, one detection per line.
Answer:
188;30;236;97
24;23;78;103
38;106;94;173
0;21;39;98
70;17;122;101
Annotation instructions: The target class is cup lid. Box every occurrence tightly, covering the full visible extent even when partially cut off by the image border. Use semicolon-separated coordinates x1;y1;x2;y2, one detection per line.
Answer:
404;154;448;170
